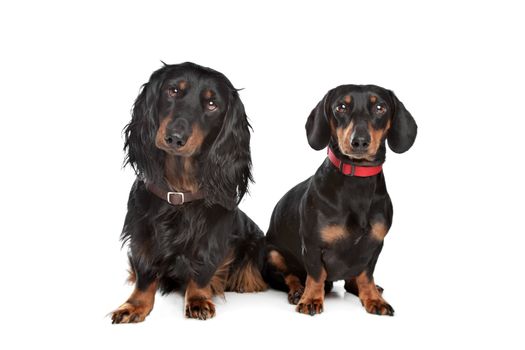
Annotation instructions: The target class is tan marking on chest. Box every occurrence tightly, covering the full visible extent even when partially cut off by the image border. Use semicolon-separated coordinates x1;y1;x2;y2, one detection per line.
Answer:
321;225;350;243
165;155;200;193
370;222;389;241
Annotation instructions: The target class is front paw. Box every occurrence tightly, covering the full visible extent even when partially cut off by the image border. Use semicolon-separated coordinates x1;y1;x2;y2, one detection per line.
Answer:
185;297;216;320
363;299;394;316
288;286;305;305
111;302;151;324
296;298;324;316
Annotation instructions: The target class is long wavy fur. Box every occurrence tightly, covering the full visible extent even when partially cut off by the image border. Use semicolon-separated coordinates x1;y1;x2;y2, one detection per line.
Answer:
123;63;253;209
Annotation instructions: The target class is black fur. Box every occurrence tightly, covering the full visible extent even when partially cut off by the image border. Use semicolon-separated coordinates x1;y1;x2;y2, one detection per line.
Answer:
200;88;253;210
124;63;253;208
264;84;417;316
386;91;417;153
113;62;265;322
305;89;333;150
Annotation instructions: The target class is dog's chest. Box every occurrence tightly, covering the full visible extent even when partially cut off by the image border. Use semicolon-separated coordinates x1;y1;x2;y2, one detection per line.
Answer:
321;221;386;281
151;209;205;256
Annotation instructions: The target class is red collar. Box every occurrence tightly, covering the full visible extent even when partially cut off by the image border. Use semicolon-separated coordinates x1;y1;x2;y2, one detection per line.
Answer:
327;147;383;177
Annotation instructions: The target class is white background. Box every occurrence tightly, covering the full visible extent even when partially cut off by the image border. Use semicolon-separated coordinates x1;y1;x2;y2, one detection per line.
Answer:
1;0;524;348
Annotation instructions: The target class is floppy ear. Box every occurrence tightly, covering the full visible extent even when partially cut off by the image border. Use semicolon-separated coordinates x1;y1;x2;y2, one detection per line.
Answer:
123;69;165;183
305;90;332;150
387;91;418;153
202;90;253;210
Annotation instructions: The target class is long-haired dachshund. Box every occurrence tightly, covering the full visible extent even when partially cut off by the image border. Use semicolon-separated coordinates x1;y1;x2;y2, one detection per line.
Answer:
263;85;417;316
111;62;266;323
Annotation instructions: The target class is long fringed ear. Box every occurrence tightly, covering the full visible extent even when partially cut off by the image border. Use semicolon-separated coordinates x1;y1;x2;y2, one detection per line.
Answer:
387;91;418;153
123;70;165;183
202;90;253;210
305;90;332;150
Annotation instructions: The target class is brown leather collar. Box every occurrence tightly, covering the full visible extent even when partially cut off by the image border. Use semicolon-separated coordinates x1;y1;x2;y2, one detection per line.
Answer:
145;181;205;205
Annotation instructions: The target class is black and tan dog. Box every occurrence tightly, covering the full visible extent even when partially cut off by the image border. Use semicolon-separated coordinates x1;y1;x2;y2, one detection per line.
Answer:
111;62;266;323
264;84;417;316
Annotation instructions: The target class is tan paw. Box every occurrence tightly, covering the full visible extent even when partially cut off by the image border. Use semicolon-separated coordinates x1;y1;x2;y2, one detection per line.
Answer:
111;302;151;324
363;298;394;316
288;285;305;305
185;297;216;320
296;298;324;316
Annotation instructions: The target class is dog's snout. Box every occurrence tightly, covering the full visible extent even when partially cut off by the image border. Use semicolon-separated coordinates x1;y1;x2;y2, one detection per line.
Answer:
350;122;370;151
351;136;370;150
164;132;187;147
165;118;190;148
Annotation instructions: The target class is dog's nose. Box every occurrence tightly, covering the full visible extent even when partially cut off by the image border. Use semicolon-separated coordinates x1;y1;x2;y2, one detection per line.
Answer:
164;132;187;148
351;136;370;151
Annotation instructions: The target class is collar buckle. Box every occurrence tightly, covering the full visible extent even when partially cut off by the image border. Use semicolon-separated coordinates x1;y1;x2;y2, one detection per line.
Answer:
166;191;185;205
338;160;356;176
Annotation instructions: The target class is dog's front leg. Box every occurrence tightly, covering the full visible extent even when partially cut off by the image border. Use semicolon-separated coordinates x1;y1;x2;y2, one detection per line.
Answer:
295;232;327;316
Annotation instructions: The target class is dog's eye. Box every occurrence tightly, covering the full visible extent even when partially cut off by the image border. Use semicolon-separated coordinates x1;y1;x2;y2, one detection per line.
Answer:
206;100;218;111
373;103;387;116
168;87;179;97
335;104;347;113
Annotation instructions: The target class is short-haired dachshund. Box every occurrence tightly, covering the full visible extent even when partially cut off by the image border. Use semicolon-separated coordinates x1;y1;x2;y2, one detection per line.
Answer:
263;84;417;316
